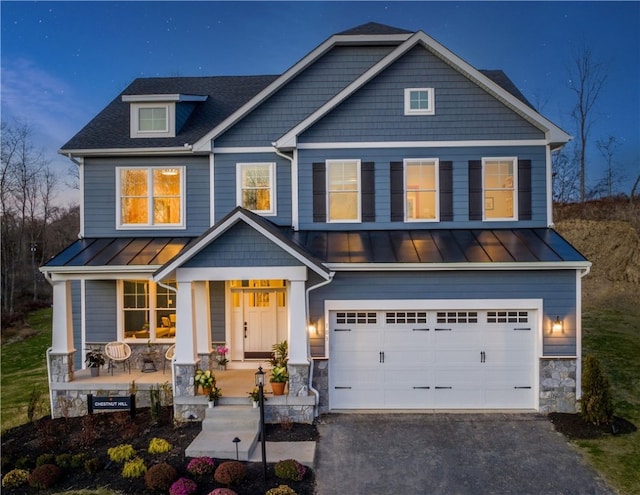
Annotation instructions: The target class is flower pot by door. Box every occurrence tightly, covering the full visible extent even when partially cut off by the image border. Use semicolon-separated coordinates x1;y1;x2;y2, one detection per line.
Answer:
208;401;215;408
252;401;259;408
90;367;100;377
271;382;286;396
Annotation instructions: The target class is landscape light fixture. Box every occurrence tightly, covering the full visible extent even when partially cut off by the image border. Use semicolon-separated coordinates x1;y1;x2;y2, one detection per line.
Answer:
255;366;267;480
232;437;240;460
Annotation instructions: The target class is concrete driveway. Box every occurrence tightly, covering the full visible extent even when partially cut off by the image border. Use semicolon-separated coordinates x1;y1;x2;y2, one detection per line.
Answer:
314;413;614;495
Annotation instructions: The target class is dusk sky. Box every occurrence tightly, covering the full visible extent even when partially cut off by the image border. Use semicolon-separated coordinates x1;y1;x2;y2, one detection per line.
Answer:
2;1;639;205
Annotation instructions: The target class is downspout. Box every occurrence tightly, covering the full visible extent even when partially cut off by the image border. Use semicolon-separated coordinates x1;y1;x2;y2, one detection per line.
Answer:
272;145;298;231
305;274;334;417
157;281;179;394
576;265;592;402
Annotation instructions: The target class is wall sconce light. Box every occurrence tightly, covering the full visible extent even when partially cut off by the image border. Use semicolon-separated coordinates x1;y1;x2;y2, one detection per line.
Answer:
308;323;317;335
552;316;563;334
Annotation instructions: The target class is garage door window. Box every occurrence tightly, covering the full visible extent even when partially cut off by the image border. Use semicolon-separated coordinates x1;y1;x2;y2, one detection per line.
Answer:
487;311;529;323
336;312;377;324
436;311;478;324
385;311;428;324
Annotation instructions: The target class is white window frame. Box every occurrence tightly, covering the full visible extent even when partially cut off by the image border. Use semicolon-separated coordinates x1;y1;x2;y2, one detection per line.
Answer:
130;102;175;138
118;280;176;342
326;159;361;223
236;162;276;215
404;158;440;222
404;88;435;115
482;156;518;221
116;166;186;230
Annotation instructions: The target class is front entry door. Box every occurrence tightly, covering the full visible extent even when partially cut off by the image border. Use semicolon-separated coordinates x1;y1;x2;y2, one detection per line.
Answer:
244;291;277;357
230;281;287;361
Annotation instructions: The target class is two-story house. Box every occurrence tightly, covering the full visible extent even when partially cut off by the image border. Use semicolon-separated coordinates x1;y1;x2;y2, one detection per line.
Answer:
43;23;589;421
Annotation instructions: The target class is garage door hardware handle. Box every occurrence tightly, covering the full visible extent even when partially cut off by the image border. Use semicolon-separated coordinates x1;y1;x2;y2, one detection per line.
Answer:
412;328;430;331
335;386;352;389
434;328;452;331
379;351;385;363
514;386;532;389
413;386;430;389
513;327;531;331
435;386;452;389
334;328;351;332
480;351;486;363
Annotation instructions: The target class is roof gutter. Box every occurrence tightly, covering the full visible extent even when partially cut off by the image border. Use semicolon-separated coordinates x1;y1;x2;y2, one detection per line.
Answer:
326;261;593;271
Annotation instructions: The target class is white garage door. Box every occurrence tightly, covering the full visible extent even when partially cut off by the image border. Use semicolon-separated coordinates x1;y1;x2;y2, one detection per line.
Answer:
330;308;536;410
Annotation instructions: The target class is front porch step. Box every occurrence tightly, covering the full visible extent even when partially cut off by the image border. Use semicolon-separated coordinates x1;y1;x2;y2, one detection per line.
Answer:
185;405;260;461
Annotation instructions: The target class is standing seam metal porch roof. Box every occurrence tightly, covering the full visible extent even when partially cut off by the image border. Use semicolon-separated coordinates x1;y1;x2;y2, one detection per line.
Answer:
42;227;587;272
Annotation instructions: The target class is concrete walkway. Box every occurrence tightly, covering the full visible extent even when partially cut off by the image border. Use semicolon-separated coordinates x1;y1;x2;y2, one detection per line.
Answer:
314;413;615;495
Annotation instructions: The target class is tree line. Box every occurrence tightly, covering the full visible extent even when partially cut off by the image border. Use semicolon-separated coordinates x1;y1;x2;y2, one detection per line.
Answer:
1;121;80;327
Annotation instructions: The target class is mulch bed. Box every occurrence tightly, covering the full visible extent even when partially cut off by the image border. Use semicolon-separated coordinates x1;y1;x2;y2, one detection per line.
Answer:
1;407;317;494
549;412;637;440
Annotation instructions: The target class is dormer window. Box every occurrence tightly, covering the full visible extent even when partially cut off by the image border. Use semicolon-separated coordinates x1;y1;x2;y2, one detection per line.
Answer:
129;103;175;138
122;94;207;138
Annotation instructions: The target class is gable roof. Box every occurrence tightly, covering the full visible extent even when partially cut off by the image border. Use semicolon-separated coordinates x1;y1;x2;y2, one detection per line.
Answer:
152;207;332;281
273;30;570;150
336;22;413;36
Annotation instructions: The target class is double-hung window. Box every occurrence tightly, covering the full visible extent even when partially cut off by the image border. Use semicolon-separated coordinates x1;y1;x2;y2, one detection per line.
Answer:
327;159;360;222
404;88;435;115
404;159;439;221
237;163;275;215
117;167;184;228
482;157;517;220
122;280;177;341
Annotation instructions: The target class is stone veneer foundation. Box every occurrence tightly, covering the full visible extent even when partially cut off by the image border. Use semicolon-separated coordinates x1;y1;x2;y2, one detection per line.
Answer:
539;357;578;414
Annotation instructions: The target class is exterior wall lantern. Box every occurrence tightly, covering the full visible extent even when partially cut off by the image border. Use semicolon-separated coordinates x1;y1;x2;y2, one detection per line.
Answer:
552;316;564;334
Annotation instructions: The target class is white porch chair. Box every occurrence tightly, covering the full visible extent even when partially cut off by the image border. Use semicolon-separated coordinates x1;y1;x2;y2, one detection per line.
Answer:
163;344;175;374
104;342;132;375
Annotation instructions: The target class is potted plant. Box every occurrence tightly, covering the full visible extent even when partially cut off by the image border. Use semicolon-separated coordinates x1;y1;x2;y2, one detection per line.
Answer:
85;348;105;376
216;346;229;370
248;387;266;408
269;341;288;395
194;369;215;395
207;385;222;408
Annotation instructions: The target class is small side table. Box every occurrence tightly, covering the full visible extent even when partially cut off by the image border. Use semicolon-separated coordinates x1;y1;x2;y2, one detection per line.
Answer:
141;350;158;373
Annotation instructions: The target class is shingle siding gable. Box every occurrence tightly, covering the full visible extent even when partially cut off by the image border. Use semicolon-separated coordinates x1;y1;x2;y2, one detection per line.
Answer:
215;45;395;147
300;45;544;143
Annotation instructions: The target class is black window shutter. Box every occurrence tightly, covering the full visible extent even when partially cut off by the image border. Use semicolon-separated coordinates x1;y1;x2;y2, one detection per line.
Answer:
390;161;404;222
439;161;453;221
361;162;375;222
312;162;326;223
468;160;483;220
518;159;532;220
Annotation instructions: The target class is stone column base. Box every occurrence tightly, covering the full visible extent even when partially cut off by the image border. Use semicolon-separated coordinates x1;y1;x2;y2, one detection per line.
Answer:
49;351;76;383
173;363;197;397
539;357;577;413
287;363;309;397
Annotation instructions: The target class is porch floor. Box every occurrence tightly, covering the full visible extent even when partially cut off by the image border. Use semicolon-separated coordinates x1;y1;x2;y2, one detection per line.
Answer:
57;367;270;400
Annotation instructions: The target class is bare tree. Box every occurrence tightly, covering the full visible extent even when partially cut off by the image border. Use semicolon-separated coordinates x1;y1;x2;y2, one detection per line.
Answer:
0;120;73;318
552;145;580;203
568;46;609;202
596;136;621;197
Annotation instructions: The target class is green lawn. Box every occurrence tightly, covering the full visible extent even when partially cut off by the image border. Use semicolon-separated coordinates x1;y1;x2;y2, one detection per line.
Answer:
578;306;640;495
1;308;53;431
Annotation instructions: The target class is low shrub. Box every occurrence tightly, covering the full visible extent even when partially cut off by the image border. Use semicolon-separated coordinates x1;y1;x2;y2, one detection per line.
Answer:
71;453;89;469
108;444;136;463
274;459;307;481
169;476;198;495
122;457;147;478
29;463;63;489
2;469;30;489
214;461;245;485
15;456;33;470
84;457;102;474
55;453;74;469
145;462;178;491
186;456;215;476
148;437;172;454
208;488;238;495
36;453;56;466
266;485;297;495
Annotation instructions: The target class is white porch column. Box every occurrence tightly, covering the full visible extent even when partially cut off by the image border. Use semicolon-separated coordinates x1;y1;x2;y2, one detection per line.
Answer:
288;279;308;365
175;280;197;364
51;280;74;353
194;281;212;355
